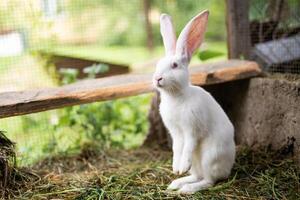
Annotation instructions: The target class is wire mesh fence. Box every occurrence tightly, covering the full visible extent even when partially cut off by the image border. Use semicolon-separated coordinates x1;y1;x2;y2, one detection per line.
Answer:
249;0;300;73
2;1;300;199
0;0;227;166
1;0;300;167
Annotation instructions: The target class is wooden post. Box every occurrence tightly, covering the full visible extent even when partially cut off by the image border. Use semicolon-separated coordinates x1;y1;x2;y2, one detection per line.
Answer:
226;0;251;59
143;91;170;148
143;0;154;51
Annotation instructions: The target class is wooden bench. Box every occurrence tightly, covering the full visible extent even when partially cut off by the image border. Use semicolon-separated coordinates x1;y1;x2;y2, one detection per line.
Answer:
0;60;261;118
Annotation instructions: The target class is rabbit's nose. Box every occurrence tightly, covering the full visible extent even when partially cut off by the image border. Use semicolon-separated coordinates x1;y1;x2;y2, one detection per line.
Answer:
155;76;163;82
154;76;163;86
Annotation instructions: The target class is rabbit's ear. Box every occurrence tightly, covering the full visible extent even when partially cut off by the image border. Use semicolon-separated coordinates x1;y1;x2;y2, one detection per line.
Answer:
176;10;209;61
160;14;177;56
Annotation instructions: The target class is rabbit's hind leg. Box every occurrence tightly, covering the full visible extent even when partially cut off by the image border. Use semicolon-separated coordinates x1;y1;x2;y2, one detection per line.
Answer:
167;175;200;191
177;179;213;194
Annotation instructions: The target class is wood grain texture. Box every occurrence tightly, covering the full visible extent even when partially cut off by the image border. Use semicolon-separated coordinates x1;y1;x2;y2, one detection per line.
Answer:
0;60;261;118
226;0;251;59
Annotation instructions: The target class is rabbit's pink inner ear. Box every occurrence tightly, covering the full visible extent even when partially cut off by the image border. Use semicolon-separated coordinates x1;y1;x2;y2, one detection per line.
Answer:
160;14;176;56
186;11;209;57
176;10;209;60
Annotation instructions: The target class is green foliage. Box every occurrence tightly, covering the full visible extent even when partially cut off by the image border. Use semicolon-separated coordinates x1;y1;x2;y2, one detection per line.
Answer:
53;65;150;150
83;64;109;78
198;50;224;61
0;63;150;166
55;95;150;149
153;0;226;42
59;64;109;83
59;68;79;84
249;0;300;27
64;0;226;46
100;0;146;46
1;0;226;49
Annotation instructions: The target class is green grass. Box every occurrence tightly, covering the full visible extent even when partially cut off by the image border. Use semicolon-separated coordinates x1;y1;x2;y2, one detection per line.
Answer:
5;147;300;199
41;45;164;66
205;41;227;53
198;41;228;62
39;41;227;68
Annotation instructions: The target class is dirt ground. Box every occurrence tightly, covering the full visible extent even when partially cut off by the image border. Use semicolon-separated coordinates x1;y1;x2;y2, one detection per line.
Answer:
2;145;299;200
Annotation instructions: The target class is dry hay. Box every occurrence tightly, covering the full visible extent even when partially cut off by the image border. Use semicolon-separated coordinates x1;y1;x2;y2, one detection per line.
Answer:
0;131;40;199
0;130;16;189
1;142;298;200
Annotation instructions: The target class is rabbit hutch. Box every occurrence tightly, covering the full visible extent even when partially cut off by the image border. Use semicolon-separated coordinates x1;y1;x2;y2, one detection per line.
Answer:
0;0;299;199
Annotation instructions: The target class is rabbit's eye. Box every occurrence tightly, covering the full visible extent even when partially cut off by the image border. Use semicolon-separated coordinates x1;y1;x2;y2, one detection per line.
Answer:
171;62;178;69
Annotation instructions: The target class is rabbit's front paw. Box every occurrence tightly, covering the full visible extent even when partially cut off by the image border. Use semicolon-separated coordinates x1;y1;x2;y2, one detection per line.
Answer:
179;158;192;175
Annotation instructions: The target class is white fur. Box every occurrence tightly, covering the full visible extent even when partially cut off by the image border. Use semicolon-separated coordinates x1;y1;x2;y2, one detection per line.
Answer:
153;10;236;194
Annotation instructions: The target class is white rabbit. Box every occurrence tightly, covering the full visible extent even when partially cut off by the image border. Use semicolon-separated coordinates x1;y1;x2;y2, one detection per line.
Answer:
152;10;236;194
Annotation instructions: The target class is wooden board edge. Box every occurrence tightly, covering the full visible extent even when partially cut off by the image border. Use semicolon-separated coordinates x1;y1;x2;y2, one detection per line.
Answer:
0;61;262;118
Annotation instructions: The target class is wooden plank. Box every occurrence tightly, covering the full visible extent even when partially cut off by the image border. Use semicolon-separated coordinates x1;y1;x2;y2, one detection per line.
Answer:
0;60;261;118
38;49;130;67
52;55;130;79
226;0;251;59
